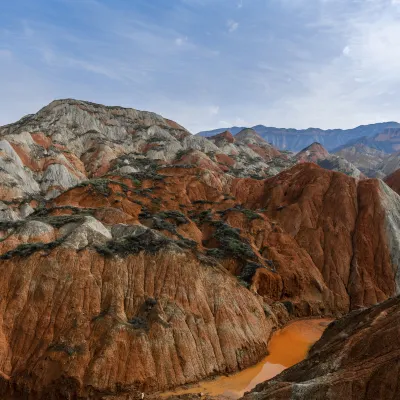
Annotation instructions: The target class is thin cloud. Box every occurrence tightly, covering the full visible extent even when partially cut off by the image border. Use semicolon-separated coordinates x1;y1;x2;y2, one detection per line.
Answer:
227;20;239;32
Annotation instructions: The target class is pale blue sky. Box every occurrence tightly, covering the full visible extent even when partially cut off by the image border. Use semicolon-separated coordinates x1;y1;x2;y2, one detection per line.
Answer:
1;0;400;132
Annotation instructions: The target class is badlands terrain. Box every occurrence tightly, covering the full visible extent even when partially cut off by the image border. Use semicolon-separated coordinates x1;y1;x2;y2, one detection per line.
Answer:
0;99;399;399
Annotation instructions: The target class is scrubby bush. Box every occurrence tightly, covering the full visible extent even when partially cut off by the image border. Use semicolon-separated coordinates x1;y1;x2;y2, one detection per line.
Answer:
211;221;256;260
239;262;264;283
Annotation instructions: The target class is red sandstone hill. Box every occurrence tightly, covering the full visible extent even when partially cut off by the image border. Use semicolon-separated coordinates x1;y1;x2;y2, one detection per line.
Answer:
242;295;400;400
295;142;365;179
0;100;400;398
295;142;329;163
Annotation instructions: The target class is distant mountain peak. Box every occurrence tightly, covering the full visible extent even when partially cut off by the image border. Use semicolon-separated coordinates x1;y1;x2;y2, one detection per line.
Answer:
295;142;329;162
208;130;235;144
235;128;268;145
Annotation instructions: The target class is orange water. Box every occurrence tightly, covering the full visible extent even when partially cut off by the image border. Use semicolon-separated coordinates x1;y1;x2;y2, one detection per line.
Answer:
161;319;332;399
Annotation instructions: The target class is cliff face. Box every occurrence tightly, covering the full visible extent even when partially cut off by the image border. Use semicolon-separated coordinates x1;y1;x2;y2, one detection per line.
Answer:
242;295;400;400
0;249;275;398
0;100;400;398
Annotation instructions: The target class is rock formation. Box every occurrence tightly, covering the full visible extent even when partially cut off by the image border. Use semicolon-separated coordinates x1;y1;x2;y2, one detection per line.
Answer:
242;295;400;400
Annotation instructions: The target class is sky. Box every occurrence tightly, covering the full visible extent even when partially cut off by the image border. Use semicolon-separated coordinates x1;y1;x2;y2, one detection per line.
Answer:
1;0;400;133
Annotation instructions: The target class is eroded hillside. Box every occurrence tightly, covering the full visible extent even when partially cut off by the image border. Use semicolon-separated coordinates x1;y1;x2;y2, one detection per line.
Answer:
0;100;399;398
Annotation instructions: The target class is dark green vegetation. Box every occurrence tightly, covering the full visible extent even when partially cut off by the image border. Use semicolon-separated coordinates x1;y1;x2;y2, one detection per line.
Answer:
96;229;172;257
210;221;256;261
0;239;64;260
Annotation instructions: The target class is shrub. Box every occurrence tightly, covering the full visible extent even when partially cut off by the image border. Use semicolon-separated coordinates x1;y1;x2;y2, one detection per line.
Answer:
132;179;141;187
128;317;148;330
175;149;190;160
239;262;264;283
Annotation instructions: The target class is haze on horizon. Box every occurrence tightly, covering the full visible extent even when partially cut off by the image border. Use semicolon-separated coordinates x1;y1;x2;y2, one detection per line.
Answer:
1;0;400;133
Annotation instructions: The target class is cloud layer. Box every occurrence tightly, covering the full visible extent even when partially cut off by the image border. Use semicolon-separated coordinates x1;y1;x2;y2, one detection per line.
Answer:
0;0;400;132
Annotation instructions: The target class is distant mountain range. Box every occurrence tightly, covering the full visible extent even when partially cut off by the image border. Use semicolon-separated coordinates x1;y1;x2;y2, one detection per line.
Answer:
333;127;400;154
197;122;400;152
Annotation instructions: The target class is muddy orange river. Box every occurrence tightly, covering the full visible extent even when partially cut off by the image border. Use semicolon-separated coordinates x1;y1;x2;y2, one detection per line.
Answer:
162;318;332;399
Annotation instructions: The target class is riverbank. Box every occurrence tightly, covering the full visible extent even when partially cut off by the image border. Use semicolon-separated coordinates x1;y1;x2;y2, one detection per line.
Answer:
160;318;332;399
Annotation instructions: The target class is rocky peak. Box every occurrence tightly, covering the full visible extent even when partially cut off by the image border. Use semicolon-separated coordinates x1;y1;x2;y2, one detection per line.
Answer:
235;128;268;145
295;142;329;162
208;130;235;144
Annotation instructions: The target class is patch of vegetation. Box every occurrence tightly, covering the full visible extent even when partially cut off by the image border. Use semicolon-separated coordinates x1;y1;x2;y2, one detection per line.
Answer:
0;220;24;232
250;174;265;180
167;164;196;169
48;342;84;356
91;309;109;322
128;316;148;330
95;230;172;257
206;151;216;159
237;279;250;289
206;248;224;259
0;239;64;260
131;178;141;187
229;168;245;177
156;210;188;225
146;136;163;143
217;205;262;221
239;262;264;283
176;237;197;249
40;215;88;228
282;301;294;315
193;200;214;205
190;210;213;224
241;209;263;221
175;149;191;161
210;221;256;261
75;179;129;197
152;217;176;234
